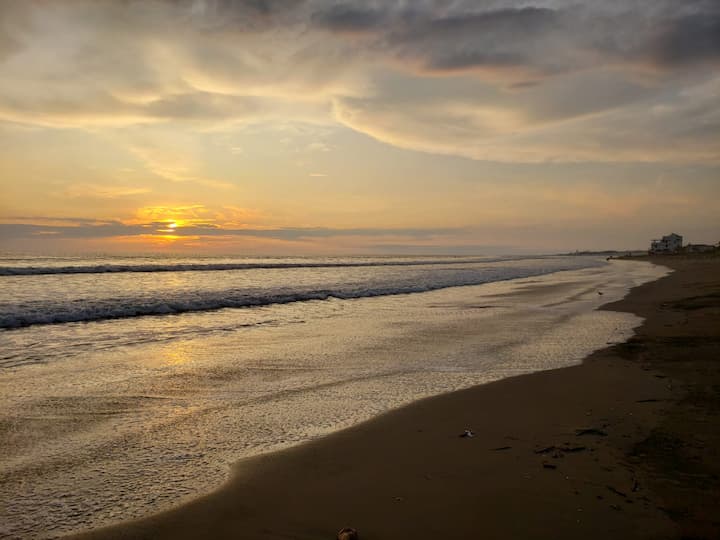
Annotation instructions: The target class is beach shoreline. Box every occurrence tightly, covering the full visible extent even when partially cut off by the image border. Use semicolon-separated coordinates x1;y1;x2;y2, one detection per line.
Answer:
67;255;720;540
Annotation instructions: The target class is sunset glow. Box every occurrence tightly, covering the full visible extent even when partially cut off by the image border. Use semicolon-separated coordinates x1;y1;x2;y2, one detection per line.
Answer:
0;0;718;254
1;4;719;538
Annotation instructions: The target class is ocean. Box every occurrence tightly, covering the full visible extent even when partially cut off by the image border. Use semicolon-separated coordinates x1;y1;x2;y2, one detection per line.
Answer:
0;254;667;538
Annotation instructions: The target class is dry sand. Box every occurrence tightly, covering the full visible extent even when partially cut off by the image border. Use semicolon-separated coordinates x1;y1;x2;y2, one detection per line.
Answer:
70;255;720;540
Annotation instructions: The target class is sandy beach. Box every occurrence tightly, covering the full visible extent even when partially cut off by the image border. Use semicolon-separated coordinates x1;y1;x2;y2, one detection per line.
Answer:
66;255;719;540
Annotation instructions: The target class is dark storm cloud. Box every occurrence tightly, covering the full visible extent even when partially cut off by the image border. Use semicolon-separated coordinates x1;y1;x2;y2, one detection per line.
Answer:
231;0;304;15
5;1;720;78
648;12;720;67
378;6;581;75
387;6;561;49
311;4;385;33
309;1;720;73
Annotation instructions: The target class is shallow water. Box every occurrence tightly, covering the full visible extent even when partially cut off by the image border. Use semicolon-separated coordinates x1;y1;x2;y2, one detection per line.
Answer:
0;258;667;538
0;255;597;330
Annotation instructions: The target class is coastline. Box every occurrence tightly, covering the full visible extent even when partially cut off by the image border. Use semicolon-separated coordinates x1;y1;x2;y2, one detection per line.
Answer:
68;255;720;540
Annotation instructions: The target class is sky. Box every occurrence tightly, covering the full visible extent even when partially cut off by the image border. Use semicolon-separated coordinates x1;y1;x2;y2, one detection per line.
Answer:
0;0;718;255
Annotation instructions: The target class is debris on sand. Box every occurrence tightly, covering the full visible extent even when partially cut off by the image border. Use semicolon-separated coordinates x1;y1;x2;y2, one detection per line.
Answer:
607;485;627;498
535;444;587;454
575;428;608;437
459;429;475;438
337;527;359;540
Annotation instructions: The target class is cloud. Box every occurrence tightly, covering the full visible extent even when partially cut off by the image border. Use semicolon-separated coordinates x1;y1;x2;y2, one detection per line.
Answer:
646;11;720;67
60;184;152;199
0;221;466;242
0;1;718;163
333;69;720;163
1;216;123;226
184;0;310;26
385;7;569;76
311;4;385;33
311;2;720;76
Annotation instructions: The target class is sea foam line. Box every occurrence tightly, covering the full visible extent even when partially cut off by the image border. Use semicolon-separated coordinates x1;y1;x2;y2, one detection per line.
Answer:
0;258;505;276
0;263;589;330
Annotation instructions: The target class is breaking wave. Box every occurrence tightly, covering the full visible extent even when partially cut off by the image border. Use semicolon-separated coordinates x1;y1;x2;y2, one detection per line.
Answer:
0;261;599;329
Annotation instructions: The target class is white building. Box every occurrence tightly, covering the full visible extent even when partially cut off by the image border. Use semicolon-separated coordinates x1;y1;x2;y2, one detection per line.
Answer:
650;233;683;254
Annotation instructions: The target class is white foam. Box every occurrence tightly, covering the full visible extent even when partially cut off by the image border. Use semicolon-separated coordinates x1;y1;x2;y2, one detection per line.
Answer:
0;257;603;330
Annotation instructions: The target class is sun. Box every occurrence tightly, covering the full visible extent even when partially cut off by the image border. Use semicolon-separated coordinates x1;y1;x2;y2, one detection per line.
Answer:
155;220;181;234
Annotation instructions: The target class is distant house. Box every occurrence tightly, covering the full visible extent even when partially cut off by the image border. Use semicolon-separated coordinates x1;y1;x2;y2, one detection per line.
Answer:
650;233;683;254
685;243;715;253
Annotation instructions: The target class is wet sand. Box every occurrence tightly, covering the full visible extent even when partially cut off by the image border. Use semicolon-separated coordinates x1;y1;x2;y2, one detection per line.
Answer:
70;255;720;540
